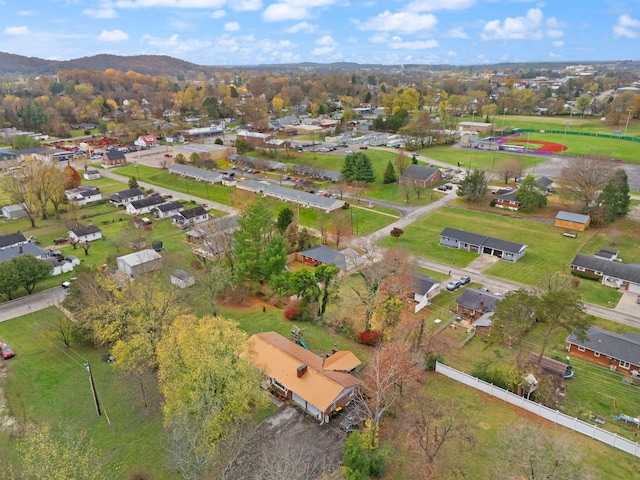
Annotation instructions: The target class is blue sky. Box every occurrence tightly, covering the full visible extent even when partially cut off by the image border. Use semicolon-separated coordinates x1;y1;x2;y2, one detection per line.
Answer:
2;1;640;66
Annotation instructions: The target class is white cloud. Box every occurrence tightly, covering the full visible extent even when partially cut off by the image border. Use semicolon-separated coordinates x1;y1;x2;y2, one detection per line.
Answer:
224;21;240;31
5;26;29;35
115;0;226;8
549;52;562;58
481;8;565;40
446;27;468;39
359;11;438;34
613;14;640;39
83;7;119;18
311;34;338;56
388;38;439;50
210;10;226;18
263;0;337;22
231;0;262;11
407;0;474;12
447;50;457;57
552;40;563;47
141;33;212;52
286;21;318;33
98;29;129;41
17;10;37;16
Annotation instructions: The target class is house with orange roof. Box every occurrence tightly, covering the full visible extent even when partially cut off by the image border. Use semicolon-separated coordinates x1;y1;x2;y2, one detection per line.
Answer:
245;332;362;422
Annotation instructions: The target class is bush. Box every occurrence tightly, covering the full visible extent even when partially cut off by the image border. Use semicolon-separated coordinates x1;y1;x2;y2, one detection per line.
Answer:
425;352;444;371
571;270;601;282
358;329;382;346
284;299;301;320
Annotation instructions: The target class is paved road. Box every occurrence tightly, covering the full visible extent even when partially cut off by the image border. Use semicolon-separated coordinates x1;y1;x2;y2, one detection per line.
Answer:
0;287;66;323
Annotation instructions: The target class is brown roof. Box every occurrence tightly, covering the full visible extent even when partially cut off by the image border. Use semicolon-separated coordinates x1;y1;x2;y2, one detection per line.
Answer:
528;352;570;375
323;350;361;372
245;332;362;412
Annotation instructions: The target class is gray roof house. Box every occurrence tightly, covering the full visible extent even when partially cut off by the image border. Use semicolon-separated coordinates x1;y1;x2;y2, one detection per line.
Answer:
440;227;526;262
173;206;209;227
117;249;163;278
398;165;442;188
169;164;223;183
68;224;102;243
110;188;144;206
571;253;640;293
297;245;365;271
0;242;50;265
412;273;442;313
126;196;166;215
0;232;28;250
455;288;502;318
535;176;554;191
153;201;185;219
237;180;345;212
567;326;640;372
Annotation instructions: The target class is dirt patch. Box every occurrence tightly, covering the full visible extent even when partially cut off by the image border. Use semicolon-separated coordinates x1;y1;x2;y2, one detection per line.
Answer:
227;404;346;479
467;254;500;272
0;364;19;435
627;205;640;222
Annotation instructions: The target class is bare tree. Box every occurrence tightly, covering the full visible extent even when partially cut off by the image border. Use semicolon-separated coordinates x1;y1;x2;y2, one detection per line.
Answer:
410;395;476;477
494;157;525;183
55;311;75;347
558;156;614;208
330;210;352;250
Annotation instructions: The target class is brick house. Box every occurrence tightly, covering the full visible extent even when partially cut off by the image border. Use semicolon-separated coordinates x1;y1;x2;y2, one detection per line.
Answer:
398;165;442;189
567;326;640;374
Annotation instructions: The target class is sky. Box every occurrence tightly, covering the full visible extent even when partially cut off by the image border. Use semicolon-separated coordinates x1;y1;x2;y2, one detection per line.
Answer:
1;0;640;66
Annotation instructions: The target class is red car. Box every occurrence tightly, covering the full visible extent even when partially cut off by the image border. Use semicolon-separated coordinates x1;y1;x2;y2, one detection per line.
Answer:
0;340;15;359
164;153;173;157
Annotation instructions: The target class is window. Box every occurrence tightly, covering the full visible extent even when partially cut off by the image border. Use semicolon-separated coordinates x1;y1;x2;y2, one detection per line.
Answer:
577;266;585;272
594;352;600;357
619;361;630;370
577;345;585;352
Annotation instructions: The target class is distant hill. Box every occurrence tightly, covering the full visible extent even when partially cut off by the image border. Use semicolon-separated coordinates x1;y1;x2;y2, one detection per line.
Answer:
0;51;638;78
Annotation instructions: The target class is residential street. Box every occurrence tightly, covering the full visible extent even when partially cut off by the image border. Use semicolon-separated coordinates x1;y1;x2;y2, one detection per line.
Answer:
0;287;66;323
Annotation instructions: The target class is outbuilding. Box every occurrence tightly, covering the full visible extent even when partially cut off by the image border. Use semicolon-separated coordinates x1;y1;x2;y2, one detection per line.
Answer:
116;249;162;277
555;211;590;231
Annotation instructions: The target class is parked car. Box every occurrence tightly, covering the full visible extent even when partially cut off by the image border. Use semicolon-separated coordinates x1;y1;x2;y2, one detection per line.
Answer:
459;276;471;285
164;153;173;158
437;185;448;191
446;280;461;291
0;340;15;359
359;145;368;150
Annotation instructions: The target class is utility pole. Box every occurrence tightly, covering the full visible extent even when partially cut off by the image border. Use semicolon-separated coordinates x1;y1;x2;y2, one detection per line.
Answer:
85;362;102;416
624;109;632;136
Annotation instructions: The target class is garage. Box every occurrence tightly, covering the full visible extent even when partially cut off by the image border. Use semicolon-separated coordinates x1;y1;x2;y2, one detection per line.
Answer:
627;282;640;294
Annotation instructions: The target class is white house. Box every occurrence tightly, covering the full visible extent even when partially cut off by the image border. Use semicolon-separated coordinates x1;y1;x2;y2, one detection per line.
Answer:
68;224;102;243
153;201;184;219
65;185;102;205
172;206;209;228
110;188;144;207
0;204;28;220
126;196;166;215
134;135;159;148
83;169;101;180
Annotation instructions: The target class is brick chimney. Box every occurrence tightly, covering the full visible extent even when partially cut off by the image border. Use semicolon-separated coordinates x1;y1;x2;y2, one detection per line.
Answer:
297;364;308;378
19;246;23;254
479;301;484;312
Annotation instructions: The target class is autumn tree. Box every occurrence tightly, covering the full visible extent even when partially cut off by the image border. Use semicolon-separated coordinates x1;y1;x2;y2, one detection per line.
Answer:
330;209;352;251
558;156;614;209
63;163;81;189
394;151;409;176
157;314;268;479
399;111;434;150
10;422;120;480
494;157;525;184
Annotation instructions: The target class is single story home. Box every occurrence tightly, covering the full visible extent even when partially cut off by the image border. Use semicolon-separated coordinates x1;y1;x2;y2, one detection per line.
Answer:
110;188;144;207
571;253;640;293
126;196;166;215
457;121;494;133
68;224;102;243
398;165;442;189
297;245;365;272
102;150;127;168
83;169;101;180
116;249;162;277
170;269;195;289
440;227;527;262
555;211;590;231
153;201;184;219
65;185;102;205
0;232;28;250
172;206;209;228
455;288;502;319
0;242;51;266
411;273;442;313
1;204;28;220
237;180;345;212
168;164;223;184
495;190;520;211
567;326;640;373
244;332;362;423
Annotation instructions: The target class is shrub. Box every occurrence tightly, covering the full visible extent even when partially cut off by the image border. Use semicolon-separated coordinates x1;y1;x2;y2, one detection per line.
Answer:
425;352;444;371
570;270;601;281
358;329;382;346
284;299;301;320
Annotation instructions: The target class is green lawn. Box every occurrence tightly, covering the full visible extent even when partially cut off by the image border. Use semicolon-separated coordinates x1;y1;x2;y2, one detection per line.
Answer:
0;308;170;478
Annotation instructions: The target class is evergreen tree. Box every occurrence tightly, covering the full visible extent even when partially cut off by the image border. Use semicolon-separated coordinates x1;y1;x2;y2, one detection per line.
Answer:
383;161;397;184
456;169;489;203
515;175;547;211
128;176;139;189
276;207;295;233
342;152;376;184
598;169;630;222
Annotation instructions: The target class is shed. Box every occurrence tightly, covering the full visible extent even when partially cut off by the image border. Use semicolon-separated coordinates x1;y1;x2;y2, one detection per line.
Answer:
528;352;572;377
116;249;162;277
1;204;28;220
170;269;195;288
555;211;590;231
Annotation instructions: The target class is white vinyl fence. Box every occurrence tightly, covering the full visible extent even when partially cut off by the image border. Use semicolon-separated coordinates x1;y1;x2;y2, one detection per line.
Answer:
435;362;640;458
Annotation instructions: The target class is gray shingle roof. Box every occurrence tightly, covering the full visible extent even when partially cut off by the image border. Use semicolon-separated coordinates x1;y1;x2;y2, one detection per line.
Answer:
105;151;126;161
155;201;184;212
70;224;101;236
400;165;440;182
238;180;345;211
179;206;208;219
0;232;27;249
129;196;166;209
169;164;223;183
456;288;502;312
413;273;439;295
440;227;525;255
567;326;640;366
0;242;48;264
110;188;143;201
299;245;363;270
571;253;640;284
